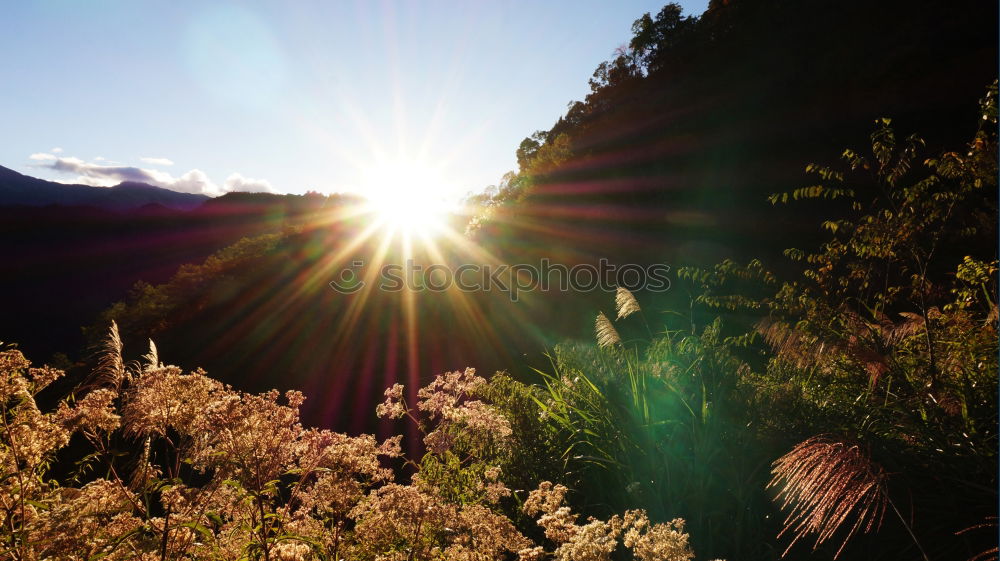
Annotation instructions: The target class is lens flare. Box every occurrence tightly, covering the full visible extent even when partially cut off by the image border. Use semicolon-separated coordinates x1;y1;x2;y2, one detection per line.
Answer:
361;159;454;235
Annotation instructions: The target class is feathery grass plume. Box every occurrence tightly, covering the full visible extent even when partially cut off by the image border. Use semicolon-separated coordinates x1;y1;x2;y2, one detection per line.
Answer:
128;435;157;490
955;517;998;561
757;315;892;387
768;435;887;559
595;312;621;348
89;321;126;390
616;287;641;320
756;318;816;369
140;339;159;371
882;312;927;346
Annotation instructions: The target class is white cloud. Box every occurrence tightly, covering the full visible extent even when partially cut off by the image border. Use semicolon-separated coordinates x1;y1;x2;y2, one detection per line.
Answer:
224;172;279;193
171;169;221;195
51;147;63;153
140;157;174;166
26;152;280;196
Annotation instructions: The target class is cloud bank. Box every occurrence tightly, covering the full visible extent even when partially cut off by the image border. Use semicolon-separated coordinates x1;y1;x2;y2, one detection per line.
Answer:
27;152;279;196
224;173;275;193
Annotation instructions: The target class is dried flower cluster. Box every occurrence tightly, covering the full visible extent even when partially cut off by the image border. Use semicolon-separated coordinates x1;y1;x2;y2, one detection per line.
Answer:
377;367;512;459
0;334;713;561
522;481;700;561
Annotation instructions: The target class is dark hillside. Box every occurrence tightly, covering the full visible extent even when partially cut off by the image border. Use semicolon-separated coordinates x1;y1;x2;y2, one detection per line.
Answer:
453;0;998;353
0;190;355;361
475;0;996;267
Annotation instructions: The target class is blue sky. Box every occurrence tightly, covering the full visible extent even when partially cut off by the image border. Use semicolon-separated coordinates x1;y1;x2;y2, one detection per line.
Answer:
2;1;707;199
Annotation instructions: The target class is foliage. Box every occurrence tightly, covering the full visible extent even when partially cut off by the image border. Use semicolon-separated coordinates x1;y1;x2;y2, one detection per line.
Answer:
478;85;998;561
465;133;573;234
0;327;715;561
87;232;287;347
677;83;999;558
3;6;994;559
483;290;775;561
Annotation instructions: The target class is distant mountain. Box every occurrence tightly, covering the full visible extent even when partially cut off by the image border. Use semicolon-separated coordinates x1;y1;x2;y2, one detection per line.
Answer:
0;165;209;210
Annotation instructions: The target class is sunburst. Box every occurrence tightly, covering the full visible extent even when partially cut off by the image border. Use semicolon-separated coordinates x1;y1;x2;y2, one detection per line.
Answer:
360;158;455;236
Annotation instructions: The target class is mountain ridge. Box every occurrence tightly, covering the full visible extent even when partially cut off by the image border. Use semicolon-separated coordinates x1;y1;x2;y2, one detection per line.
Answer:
0;165;210;211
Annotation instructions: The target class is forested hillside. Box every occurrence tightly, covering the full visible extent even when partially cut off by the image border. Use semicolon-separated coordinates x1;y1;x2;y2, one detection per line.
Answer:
0;191;358;361
470;0;995;262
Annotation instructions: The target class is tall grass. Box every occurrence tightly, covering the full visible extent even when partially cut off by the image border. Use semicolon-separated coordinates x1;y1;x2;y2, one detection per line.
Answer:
526;291;778;560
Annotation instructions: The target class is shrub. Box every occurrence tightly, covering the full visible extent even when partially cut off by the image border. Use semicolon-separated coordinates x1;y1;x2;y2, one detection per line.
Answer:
0;328;713;561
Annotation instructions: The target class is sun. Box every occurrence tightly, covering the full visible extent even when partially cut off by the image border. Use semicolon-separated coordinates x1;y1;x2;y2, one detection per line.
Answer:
360;158;456;236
